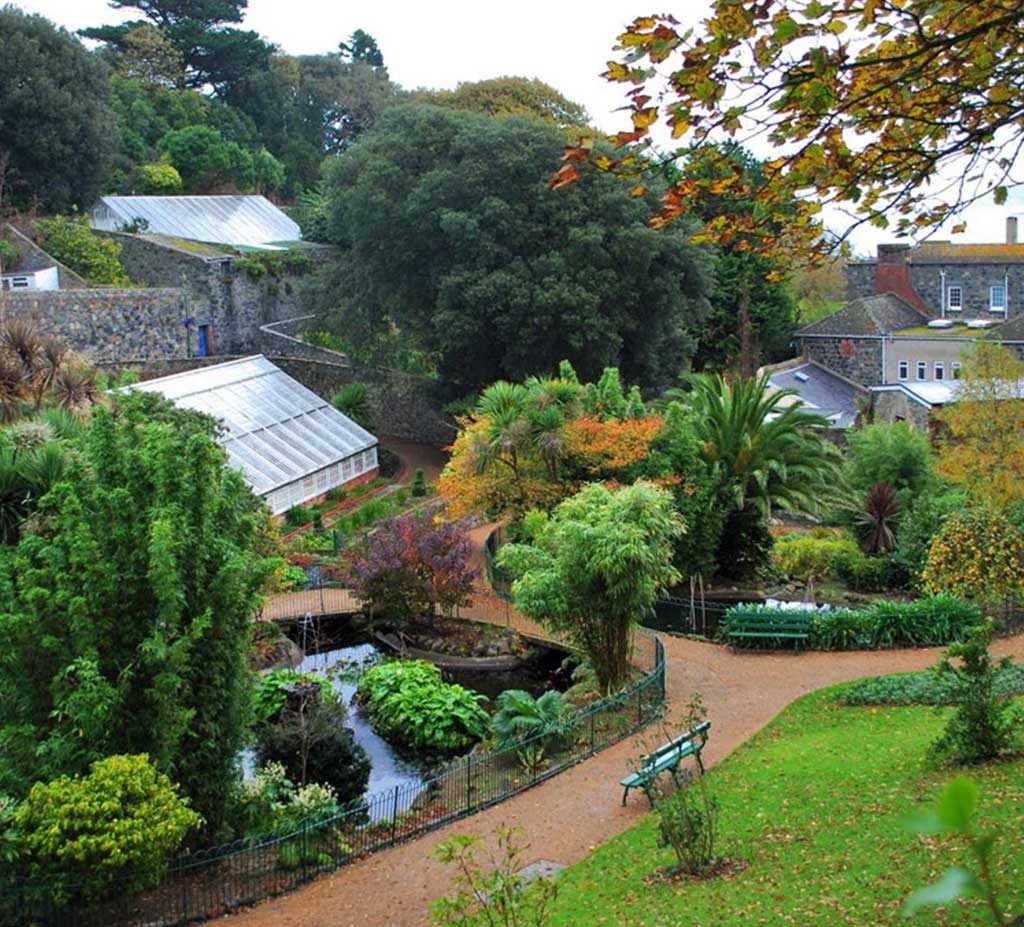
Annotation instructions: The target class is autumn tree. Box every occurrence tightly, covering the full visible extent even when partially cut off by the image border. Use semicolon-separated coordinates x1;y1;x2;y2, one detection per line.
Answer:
498;482;683;694
935;342;1024;513
560;2;1024;257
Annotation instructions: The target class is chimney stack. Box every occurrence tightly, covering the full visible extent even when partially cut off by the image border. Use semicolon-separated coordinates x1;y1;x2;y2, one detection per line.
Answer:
1008;216;1019;245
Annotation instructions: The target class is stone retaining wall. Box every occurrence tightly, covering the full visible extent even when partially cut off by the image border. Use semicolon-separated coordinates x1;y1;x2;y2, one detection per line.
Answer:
2;288;188;362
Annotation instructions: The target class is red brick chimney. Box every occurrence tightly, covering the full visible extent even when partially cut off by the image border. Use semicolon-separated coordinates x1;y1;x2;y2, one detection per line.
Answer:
873;244;929;313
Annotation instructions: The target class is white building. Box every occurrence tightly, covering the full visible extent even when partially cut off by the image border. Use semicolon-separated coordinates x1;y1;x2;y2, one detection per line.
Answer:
0;266;59;291
130;356;378;514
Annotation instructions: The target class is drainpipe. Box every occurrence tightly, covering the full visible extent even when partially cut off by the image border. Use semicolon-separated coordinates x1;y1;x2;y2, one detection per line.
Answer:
1005;270;1010;320
881;334;887;385
939;269;946;319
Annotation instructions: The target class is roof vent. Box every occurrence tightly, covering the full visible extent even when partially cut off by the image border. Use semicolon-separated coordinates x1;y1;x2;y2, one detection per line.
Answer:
966;319;995;329
927;319;955;329
793;371;810;382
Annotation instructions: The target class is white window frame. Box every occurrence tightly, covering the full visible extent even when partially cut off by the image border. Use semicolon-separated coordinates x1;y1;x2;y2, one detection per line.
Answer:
934;361;945;380
946;285;963;311
916;361;928;381
10;276;29;289
898;360;909;381
990;284;1006;312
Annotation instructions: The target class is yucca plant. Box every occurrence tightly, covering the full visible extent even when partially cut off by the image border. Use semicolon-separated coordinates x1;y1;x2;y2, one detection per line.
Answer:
331;383;370;428
856;481;900;554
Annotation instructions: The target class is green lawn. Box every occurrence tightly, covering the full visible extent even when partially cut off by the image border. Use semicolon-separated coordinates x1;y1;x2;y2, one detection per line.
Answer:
798;298;844;324
546;688;1024;926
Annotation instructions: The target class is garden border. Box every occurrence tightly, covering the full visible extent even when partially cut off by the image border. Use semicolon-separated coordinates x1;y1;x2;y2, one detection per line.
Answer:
2;632;665;927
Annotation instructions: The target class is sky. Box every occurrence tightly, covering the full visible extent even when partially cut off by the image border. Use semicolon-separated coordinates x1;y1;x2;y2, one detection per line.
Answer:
15;0;1024;255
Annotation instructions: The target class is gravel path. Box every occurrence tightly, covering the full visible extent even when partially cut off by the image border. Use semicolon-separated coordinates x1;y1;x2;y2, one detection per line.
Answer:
234;529;1024;927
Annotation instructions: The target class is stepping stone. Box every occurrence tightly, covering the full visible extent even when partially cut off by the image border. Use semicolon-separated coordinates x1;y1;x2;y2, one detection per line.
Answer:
517;859;567;887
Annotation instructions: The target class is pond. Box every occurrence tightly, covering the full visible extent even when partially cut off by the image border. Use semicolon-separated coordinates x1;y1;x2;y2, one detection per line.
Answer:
288;616;571;817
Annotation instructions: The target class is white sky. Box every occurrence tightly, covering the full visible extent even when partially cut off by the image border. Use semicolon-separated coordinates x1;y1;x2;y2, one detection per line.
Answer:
15;0;1024;255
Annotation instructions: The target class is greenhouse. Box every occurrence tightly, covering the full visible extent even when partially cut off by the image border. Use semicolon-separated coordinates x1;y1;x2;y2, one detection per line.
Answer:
131;355;378;513
89;195;301;249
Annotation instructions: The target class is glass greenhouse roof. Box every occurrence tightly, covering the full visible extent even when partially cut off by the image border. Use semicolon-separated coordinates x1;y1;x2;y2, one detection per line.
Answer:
130;356;376;497
89;195;301;249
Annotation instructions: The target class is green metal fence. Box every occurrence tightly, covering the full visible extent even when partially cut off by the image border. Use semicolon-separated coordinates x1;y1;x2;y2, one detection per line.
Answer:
1;633;665;927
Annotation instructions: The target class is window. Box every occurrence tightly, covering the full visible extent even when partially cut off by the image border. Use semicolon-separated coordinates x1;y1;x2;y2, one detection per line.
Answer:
952;361;962;379
947;285;963;310
916;361;927;381
898;360;909;381
990;285;1006;311
10;276;29;289
934;361;945;380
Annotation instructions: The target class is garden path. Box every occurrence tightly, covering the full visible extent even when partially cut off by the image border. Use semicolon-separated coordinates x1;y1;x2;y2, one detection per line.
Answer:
239;531;1024;927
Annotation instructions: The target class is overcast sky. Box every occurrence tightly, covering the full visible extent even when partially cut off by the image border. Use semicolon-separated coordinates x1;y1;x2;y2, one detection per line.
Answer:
15;0;1024;254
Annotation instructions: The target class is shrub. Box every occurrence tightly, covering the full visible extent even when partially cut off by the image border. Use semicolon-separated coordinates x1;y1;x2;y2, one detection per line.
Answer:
15;754;201;900
890;491;967;590
930;622;1019;765
922;507;1024;606
255;691;371;805
811;607;871;650
839;664;1024;706
357;660;488;752
855;482;900;553
285;504;312;529
0;238;18;270
253;669;330;724
831;547;890;592
656;777;720;876
133;162;182;195
411;467;427;497
846;420;935;500
331;383;370;428
36;215;130;285
490;690;574;752
772;534;858;586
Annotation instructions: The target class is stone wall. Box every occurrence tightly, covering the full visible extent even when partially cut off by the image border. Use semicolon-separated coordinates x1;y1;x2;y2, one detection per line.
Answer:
873;390;932;430
845;261;876;303
846;254;1024;320
99;232;323;355
798;335;883;386
2;288;188;362
258;315;350;364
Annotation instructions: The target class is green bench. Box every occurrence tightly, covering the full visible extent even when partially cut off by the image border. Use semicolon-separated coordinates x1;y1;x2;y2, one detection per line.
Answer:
620;720;711;806
725;611;813;651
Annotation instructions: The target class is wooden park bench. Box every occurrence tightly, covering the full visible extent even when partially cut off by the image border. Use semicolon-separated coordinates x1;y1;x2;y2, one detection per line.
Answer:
620;720;711;806
725;611;813;651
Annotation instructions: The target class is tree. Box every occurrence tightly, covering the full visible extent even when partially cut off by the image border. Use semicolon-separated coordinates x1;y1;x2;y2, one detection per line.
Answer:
0;393;275;837
417;76;591;131
311;105;712;393
338;29;385;70
846;420;935;503
159;125;254;192
234;53;400;194
0;8;117;211
560;3;1024;257
343;507;478;622
252;147;285;196
81;0;272;98
110;23;185;86
498;482;683;694
936;342;1024;513
677;144;798;373
133;162;184;194
682;373;842;578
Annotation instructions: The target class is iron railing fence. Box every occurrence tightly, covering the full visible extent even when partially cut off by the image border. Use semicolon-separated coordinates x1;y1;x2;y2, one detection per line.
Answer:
1;635;664;927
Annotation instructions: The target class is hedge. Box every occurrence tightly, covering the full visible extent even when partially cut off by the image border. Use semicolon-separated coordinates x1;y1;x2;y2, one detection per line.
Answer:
721;594;982;651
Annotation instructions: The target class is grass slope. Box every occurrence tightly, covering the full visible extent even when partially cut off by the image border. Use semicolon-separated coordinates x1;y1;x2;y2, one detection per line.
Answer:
546;689;1024;926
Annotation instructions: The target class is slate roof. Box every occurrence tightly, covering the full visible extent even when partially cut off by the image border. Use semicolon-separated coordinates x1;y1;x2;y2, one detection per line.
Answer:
89;195;301;249
767;361;865;428
129;356;376;499
796;292;930;337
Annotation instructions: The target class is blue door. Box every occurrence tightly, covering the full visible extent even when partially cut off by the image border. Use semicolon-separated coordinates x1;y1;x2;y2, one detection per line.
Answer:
197;324;210;357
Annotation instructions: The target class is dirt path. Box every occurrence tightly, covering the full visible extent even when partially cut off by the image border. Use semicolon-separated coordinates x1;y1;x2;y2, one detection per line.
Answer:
236;534;1024;927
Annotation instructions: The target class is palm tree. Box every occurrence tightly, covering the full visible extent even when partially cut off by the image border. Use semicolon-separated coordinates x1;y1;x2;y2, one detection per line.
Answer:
491;689;573;751
684;372;841;517
331;382;370;428
0;439;67;544
678;372;842;578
